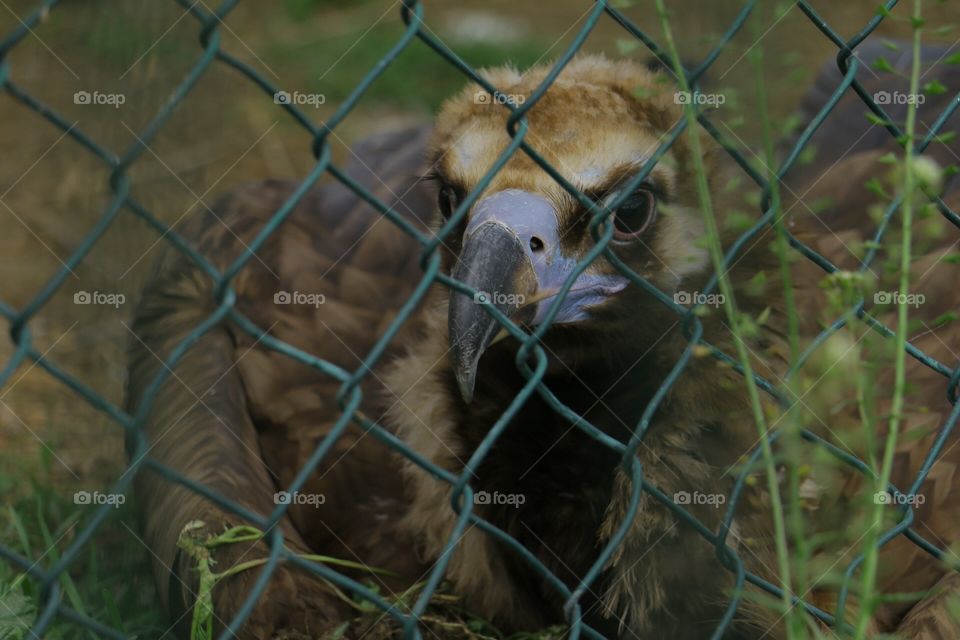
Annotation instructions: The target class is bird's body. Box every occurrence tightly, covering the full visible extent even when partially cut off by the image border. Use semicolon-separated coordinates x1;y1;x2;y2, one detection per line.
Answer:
127;51;960;639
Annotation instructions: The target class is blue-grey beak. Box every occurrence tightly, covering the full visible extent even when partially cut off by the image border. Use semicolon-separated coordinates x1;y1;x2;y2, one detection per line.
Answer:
448;189;628;403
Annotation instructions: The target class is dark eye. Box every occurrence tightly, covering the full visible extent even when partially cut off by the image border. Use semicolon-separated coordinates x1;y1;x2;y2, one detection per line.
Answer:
607;187;657;242
438;185;461;220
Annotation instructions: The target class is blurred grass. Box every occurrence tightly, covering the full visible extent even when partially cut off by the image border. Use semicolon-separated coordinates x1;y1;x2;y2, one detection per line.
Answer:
283;0;380;22
263;25;551;112
0;452;166;639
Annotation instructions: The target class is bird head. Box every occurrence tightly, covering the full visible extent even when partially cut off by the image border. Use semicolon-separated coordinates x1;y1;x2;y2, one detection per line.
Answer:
430;55;732;403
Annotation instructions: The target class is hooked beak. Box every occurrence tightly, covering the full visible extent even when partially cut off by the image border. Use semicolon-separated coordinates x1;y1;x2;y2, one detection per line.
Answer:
449;222;536;404
448;189;628;404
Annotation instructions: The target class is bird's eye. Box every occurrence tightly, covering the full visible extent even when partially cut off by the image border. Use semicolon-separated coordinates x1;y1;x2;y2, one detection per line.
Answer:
438;185;461;220
609;187;657;242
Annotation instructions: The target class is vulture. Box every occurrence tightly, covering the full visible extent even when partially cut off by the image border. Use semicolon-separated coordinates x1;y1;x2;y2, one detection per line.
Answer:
126;48;960;639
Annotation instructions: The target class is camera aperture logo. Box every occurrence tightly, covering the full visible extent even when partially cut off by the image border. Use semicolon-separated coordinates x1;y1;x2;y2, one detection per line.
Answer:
874;290;925;308
274;290;326;308
74;490;125;508
474;490;525;508
674;290;725;308
274;491;326;507
74;90;125;108
674;490;725;507
74;290;125;308
273;90;326;108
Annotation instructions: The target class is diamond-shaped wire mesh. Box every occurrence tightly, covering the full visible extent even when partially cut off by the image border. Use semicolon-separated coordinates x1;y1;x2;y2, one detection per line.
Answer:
1;1;958;639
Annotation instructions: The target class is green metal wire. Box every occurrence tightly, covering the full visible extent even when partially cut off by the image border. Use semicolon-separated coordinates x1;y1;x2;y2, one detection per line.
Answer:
0;1;958;638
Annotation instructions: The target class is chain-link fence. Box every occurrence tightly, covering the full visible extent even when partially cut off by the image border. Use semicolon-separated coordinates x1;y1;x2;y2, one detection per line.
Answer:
1;0;959;638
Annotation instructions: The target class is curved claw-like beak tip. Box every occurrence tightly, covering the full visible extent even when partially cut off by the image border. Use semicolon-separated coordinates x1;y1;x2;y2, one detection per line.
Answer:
452;344;480;404
456;370;476;405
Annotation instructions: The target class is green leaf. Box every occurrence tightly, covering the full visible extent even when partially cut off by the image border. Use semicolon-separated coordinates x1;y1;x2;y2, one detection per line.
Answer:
934;131;958;144
632;85;660;99
942;252;960;264
933;24;957;36
756;306;772;326
933;311;958;325
877;152;898;165
865;177;888;198
466;618;487;633
725;210;754;232
809;196;834;214
872;56;895;73
798;144;818;167
726;115;747;129
616;39;640;55
745;271;768;297
923;79;948;96
739;317;760;339
780;113;803;135
0;583;36;639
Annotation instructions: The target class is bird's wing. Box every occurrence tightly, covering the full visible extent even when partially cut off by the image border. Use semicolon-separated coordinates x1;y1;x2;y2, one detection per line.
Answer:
893;571;960;639
781;39;960;195
127;126;436;637
225;126;437;581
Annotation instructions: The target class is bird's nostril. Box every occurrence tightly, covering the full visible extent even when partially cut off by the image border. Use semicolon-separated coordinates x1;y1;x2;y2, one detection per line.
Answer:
529;236;545;253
